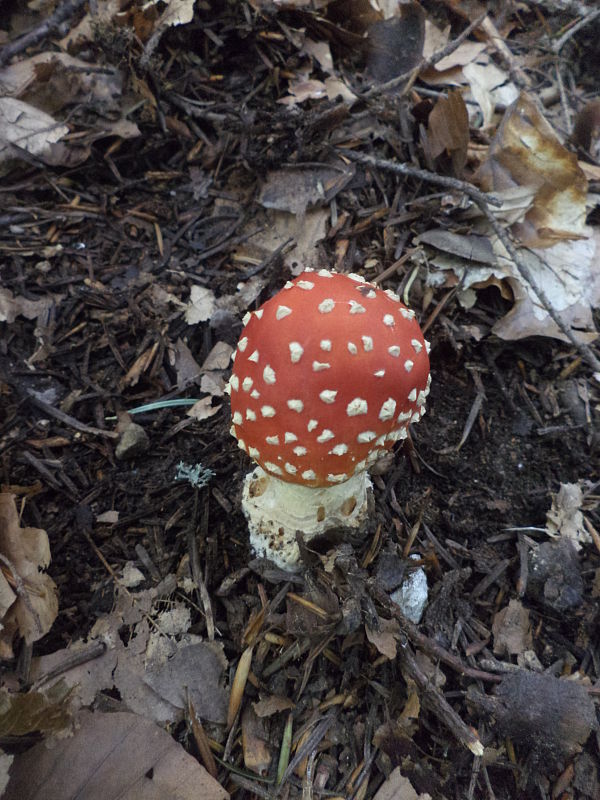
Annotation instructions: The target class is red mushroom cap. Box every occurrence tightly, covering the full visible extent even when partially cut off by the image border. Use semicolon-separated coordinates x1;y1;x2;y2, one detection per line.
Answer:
229;269;430;487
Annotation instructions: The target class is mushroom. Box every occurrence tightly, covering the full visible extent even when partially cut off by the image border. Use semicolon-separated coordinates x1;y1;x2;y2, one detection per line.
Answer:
227;268;431;569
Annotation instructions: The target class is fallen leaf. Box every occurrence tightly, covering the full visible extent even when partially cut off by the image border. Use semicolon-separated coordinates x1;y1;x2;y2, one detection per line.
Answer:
0;97;68;168
365;618;399;660
492;598;532;657
373;766;432;800
185;285;217;324
252;694;295;717
0;287;64;324
0;52;122;116
0;494;58;658
545;483;590;551
0;681;72;737
365;2;424;85
187;397;221;420
425;89;469;175
479;93;588;247
242;705;272;776
3;710;229;800
201;341;233;371
258;163;354;216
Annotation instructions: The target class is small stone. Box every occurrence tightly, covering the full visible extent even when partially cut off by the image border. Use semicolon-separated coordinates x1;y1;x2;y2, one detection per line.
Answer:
115;422;149;460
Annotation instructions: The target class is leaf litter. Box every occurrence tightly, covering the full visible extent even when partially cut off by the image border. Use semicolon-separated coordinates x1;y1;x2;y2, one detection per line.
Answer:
1;1;600;798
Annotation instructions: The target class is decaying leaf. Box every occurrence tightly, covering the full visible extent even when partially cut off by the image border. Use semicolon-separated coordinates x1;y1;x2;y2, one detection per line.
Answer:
0;97;68;168
545;482;590;550
0;681;72;737
0;493;58;658
365;617;399;660
479;93;588;247
373;767;432;800
365;2;425;85
492;598;532;658
4;710;229;800
258;163;354;216
0;287;64;324
252;694;295;717
425;89;469;176
185;285;217;324
0;52;122;116
29;580;228;727
242;705;272;776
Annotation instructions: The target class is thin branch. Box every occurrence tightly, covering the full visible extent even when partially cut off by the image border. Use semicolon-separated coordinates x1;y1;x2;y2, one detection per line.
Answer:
337;149;502;208
0;0;87;66
363;12;488;99
340;149;600;373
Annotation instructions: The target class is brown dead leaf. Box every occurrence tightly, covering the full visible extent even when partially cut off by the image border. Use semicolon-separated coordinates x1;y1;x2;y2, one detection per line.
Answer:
492;598;532;658
479;93;588;247
258;163;354;216
365;618;399;660
252;694;295;717
0;681;72;737
425;89;469;176
0;494;58;658
373;766;432;800
0;97;68;169
186;397;221;420
0;52;122;116
242;705;272;776
4;709;229;800
365;2;424;85
0;287;64;324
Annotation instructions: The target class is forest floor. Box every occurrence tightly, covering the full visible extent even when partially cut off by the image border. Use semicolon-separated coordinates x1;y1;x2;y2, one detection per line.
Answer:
1;1;600;799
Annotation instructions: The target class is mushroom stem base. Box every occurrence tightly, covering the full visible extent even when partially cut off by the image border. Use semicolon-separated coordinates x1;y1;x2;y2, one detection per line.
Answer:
241;467;372;570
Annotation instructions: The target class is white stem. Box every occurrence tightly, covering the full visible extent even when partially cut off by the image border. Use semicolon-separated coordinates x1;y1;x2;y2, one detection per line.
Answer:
241;466;372;570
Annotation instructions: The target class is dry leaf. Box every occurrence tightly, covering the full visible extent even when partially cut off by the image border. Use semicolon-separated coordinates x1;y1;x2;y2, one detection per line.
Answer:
373;767;432;800
365;2;424;85
545;483;590;550
242;705;272;776
479;93;588;247
185;285;217;324
492;598;532;658
0;52;122;116
0;97;68;167
0;287;64;324
201;341;233;371
258;164;354;216
186;397;221;420
365;618;399;660
425;89;469;175
4;710;229;800
0;494;58;658
0;682;72;737
252;694;295;717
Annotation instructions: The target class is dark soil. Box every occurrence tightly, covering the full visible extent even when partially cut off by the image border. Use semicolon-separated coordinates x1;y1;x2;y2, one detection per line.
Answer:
1;1;599;798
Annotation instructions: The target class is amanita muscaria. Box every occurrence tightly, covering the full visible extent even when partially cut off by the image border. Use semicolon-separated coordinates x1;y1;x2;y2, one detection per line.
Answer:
227;268;431;569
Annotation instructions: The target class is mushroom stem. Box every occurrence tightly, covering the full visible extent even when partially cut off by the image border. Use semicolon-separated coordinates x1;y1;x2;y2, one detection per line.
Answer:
242;466;372;570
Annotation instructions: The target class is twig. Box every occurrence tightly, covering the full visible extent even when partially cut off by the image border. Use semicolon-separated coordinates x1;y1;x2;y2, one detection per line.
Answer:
527;0;597;16
552;7;600;52
337;149;502;208
369;582;501;683
341;150;600;373
30;641;107;690
400;638;484;755
0;0;87;66
363;12;488;99
25;389;119;439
